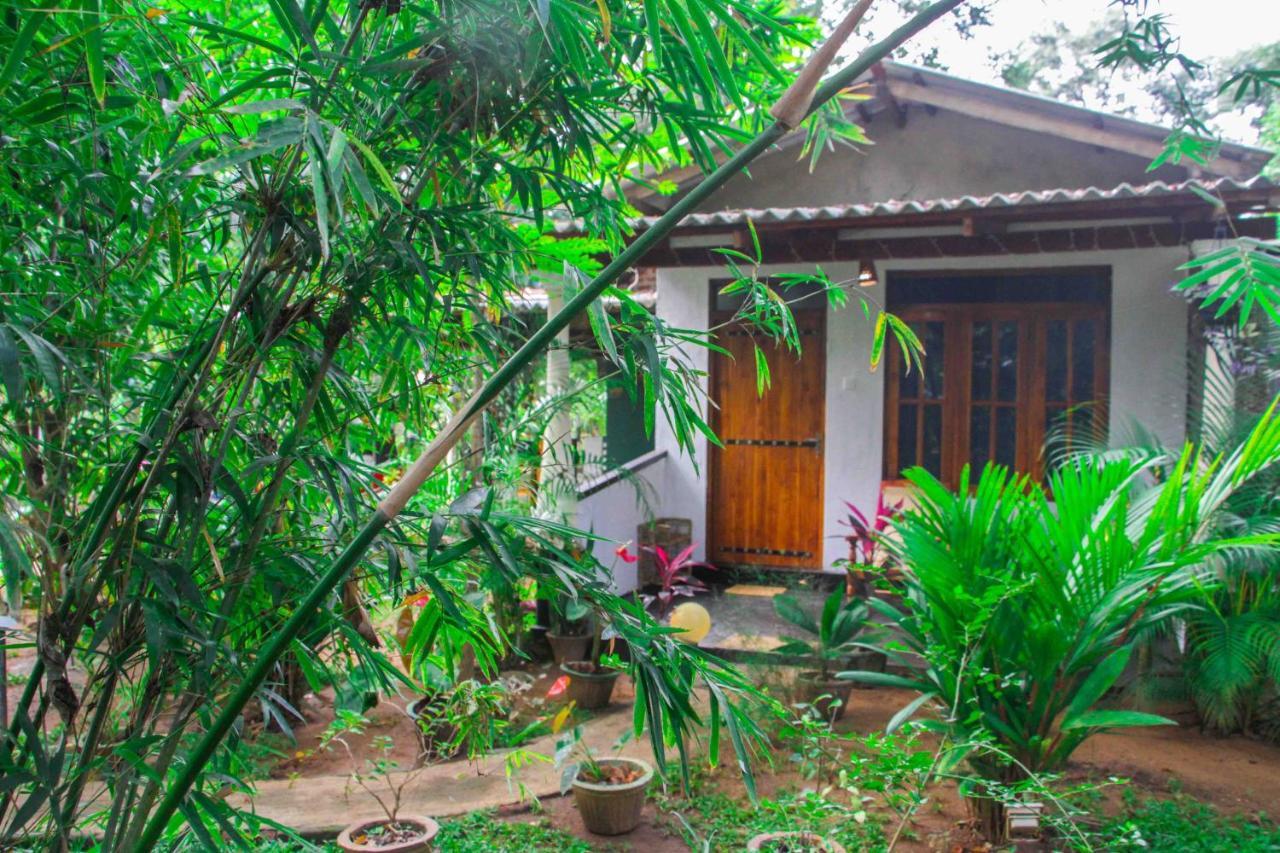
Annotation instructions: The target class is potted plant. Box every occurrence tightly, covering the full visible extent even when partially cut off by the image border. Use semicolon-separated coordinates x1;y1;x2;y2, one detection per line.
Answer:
773;588;878;721
338;815;440;853
547;593;593;665
406;690;459;762
407;676;510;763
562;616;619;710
839;495;902;598
746;831;845;852
635;542;714;620
557;727;653;836
318;713;441;852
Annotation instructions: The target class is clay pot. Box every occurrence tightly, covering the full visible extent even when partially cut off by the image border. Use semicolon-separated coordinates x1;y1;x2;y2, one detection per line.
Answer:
572;757;652;835
845;648;888;677
406;696;458;761
547;632;592;665
746;831;845;852
336;816;439;853
563;662;618;710
795;672;854;721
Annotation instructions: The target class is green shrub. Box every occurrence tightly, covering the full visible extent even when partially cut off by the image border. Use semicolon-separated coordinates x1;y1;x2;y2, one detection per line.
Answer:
660;789;886;852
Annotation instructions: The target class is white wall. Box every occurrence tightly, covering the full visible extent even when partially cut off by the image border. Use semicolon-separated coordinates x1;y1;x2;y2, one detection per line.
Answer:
574;450;668;593
651;268;712;564
645;246;1189;573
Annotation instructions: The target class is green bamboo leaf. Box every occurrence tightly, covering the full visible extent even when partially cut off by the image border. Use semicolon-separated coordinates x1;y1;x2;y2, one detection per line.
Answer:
184;17;297;62
753;344;770;396
347;135;401;204
269;0;321;56
0;4;51;95
185;131;301;177
0;513;32;609
221;98;306;114
342;148;380;216
0;325;22;406
8;325;61;397
684;0;741;108
643;0;662;62
83;0;105;106
310;156;331;258
664;2;717;104
869;311;888;369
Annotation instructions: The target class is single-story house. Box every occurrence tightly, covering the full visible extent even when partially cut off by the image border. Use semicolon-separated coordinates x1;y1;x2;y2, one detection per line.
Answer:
567;61;1278;592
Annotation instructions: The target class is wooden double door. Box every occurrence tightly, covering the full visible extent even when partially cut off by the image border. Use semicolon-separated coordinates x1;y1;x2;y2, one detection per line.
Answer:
707;306;826;571
885;301;1109;486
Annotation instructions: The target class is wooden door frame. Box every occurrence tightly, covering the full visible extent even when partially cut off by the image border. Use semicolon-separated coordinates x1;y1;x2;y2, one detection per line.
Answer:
705;283;828;571
884;294;1111;486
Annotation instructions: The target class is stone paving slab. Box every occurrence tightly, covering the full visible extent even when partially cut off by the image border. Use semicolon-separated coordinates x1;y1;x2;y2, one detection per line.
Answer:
229;703;650;838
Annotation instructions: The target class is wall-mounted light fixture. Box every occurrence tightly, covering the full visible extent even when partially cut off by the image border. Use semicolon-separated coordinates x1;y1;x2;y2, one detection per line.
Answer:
858;259;878;288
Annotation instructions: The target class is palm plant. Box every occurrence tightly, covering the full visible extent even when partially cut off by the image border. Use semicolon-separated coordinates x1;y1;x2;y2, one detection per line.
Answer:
774;589;874;681
1048;324;1280;738
847;401;1280;840
773;588;876;722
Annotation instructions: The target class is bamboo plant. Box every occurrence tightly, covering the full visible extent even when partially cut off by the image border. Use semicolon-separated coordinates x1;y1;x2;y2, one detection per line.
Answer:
0;0;964;848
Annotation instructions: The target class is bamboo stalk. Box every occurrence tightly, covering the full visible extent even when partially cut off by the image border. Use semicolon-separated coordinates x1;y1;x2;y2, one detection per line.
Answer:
134;1;966;846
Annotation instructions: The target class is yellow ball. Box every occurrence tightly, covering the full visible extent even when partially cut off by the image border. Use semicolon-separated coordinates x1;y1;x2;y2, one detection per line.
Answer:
668;602;712;644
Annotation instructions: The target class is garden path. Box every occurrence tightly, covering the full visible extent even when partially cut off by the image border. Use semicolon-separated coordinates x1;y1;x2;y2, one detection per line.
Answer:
231;695;648;839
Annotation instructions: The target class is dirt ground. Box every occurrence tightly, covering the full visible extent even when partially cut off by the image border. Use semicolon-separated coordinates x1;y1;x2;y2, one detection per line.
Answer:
487;683;1280;852
250;660;1280;852
6;629;1280;850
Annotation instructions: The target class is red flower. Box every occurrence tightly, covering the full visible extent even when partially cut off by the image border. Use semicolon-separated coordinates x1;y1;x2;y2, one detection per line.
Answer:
615;542;638;564
546;675;570;699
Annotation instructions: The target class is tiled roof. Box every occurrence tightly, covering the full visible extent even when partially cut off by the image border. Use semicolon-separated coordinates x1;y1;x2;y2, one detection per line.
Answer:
552;176;1278;235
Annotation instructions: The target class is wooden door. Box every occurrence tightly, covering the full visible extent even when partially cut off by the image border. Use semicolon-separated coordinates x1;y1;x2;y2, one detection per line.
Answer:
708;309;826;570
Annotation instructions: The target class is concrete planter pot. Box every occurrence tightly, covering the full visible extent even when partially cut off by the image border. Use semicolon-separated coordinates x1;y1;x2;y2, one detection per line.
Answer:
795;672;854;721
336;816;439;853
406;696;458;761
845;648;888;679
572;757;653;836
547;632;592;666
746;831;845;852
563;662;618;710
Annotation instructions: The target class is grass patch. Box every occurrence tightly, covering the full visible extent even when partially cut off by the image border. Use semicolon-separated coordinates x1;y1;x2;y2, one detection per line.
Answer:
1095;795;1280;851
434;810;598;852
657;788;886;851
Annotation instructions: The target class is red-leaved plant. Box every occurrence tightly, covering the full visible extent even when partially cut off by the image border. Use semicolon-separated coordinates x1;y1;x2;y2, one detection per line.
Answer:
841;493;903;566
619;543;714;619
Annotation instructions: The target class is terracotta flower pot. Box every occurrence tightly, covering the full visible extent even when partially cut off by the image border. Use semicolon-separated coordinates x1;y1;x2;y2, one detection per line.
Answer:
572;757;652;835
795;671;854;721
547;632;592;665
563;661;618;710
746;831;845;852
336;815;439;853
